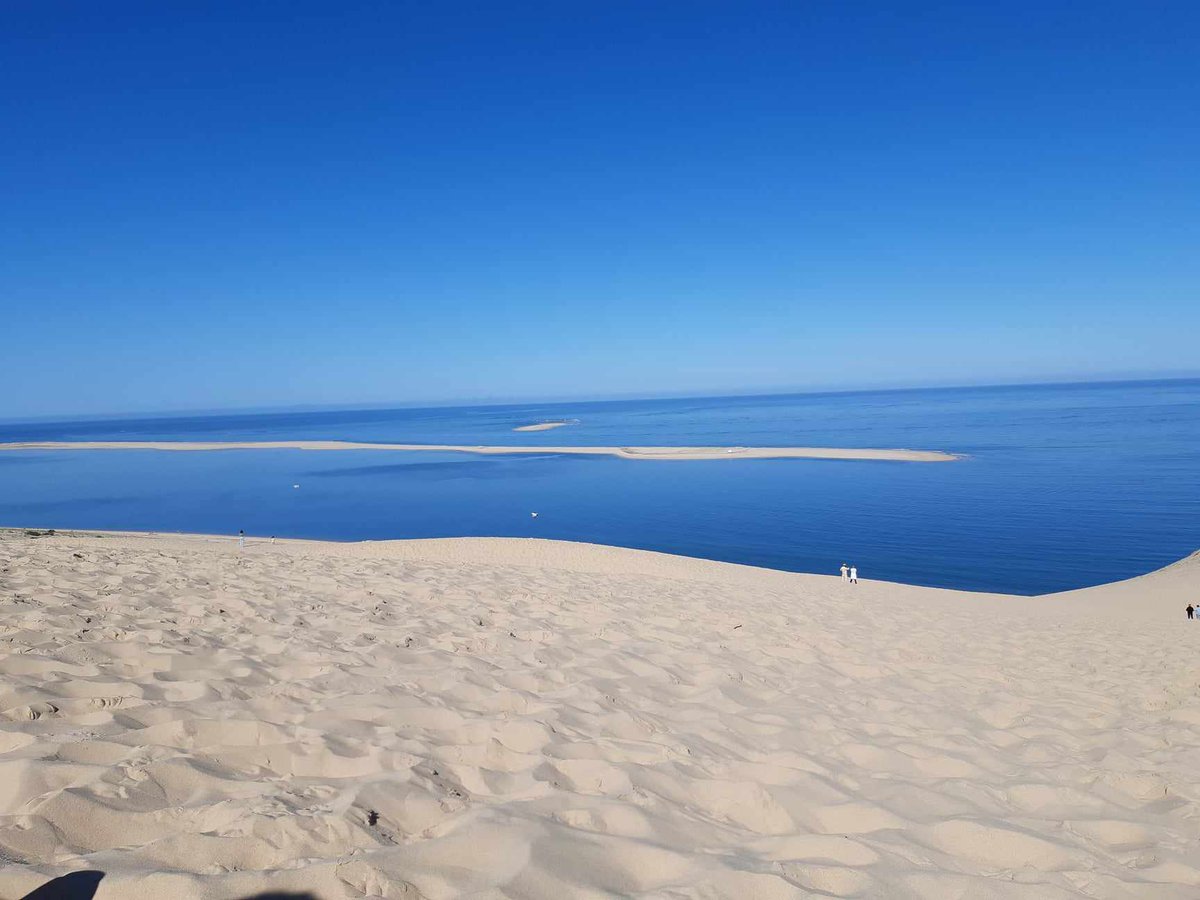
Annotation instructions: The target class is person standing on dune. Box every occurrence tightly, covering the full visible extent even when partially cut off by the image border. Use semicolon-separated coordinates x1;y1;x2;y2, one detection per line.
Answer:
849;565;858;584
840;563;849;582
1188;604;1194;620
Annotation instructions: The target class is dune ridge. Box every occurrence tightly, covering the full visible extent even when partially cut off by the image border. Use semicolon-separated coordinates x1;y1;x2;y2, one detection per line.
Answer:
1;529;1198;898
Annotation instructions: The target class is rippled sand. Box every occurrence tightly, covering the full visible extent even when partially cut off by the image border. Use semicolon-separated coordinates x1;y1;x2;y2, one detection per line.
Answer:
0;530;1197;898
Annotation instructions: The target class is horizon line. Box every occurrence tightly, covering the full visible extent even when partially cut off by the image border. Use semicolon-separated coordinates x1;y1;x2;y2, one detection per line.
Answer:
3;372;1198;425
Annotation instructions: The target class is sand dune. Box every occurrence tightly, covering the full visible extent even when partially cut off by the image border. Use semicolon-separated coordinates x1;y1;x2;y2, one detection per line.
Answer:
0;441;958;462
1;530;1198;898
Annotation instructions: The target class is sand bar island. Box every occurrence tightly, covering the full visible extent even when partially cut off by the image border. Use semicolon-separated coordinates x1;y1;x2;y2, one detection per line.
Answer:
512;420;574;432
0;440;959;462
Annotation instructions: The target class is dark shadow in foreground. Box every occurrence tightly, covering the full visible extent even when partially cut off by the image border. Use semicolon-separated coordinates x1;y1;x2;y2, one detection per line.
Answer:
20;871;104;900
19;872;321;900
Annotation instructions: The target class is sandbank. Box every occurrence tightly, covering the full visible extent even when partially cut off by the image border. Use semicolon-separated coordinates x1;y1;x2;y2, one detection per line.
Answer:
1;528;1197;898
0;440;959;462
512;421;572;432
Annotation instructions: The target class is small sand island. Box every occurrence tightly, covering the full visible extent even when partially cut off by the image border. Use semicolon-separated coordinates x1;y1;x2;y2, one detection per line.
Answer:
513;420;574;432
0;440;959;462
1;529;1197;897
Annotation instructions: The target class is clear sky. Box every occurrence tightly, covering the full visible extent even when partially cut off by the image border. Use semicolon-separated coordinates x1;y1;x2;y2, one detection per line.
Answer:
4;1;1198;418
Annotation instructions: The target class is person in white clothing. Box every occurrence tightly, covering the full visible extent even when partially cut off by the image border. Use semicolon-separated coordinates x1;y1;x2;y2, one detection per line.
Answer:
849;565;858;584
840;563;849;581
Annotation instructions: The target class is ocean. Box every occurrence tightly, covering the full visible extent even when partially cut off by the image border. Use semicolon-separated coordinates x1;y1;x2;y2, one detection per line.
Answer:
2;379;1197;595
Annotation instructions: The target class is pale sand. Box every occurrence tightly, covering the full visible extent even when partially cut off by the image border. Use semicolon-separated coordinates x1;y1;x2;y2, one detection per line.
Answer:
513;422;572;432
2;530;1198;899
0;441;958;462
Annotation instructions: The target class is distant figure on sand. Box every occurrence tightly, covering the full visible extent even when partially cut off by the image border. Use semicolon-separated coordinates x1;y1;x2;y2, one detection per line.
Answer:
238;529;245;550
840;563;849;582
849;565;858;584
1188;604;1195;620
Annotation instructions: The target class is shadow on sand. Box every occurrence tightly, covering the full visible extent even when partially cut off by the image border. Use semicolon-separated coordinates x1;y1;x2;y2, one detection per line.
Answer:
19;872;104;900
19;873;320;900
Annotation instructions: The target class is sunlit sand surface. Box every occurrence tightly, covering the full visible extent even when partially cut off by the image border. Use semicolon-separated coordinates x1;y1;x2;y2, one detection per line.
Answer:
0;530;1197;898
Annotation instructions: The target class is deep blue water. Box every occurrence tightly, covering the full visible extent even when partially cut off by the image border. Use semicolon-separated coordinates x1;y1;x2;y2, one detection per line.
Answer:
2;379;1198;595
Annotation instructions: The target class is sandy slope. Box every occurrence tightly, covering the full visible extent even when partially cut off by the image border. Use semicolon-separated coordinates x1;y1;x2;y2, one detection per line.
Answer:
1;530;1198;899
0;442;957;462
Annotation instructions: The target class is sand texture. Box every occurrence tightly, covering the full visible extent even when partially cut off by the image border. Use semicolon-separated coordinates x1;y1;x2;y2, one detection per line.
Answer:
0;441;958;462
1;530;1198;899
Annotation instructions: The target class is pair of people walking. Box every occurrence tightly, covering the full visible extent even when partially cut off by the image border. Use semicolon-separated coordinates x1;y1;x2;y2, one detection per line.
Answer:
840;563;858;584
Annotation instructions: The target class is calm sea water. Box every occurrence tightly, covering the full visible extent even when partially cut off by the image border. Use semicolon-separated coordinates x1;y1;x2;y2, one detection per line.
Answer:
2;380;1197;595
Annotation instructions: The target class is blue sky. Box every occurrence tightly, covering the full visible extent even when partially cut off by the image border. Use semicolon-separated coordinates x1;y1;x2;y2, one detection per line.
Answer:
3;1;1197;418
